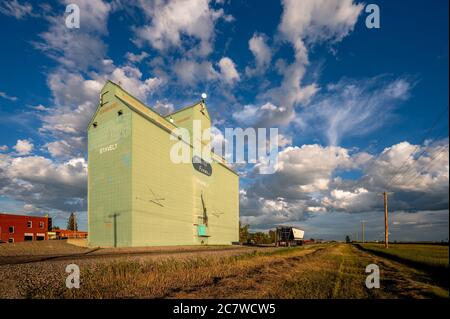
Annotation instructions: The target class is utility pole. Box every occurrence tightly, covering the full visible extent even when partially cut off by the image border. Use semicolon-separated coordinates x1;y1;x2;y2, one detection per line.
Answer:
361;220;366;243
73;212;77;238
384;192;389;248
108;212;121;248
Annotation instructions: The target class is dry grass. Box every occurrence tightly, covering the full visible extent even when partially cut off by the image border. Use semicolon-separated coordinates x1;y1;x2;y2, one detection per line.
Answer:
263;244;383;299
266;244;448;299
5;245;323;299
1;243;448;299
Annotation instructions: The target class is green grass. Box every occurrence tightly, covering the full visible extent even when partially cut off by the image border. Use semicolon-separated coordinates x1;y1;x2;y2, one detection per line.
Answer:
358;243;449;270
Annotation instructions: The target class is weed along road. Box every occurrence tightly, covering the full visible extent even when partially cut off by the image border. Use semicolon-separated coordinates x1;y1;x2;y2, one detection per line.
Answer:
0;242;447;299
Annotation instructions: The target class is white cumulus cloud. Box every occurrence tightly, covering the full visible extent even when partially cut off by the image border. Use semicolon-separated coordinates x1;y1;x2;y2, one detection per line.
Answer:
135;0;232;57
218;57;240;85
13;139;33;155
246;33;272;76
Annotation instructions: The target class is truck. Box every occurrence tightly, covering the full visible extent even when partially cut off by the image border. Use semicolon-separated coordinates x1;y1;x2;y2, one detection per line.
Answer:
275;226;305;247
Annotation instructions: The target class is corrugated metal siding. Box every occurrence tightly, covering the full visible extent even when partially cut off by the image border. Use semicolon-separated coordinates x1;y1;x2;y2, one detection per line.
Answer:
132;111;195;246
88;82;239;247
88;83;133;247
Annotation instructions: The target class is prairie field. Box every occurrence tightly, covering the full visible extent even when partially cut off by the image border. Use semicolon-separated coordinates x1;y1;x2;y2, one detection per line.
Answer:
358;243;449;270
0;241;448;299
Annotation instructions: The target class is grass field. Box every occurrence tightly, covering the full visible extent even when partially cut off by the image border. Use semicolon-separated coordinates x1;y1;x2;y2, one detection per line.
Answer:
358;243;449;270
0;242;448;299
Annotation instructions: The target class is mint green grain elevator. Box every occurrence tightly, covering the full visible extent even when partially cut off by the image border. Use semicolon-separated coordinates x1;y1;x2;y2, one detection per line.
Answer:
87;81;239;247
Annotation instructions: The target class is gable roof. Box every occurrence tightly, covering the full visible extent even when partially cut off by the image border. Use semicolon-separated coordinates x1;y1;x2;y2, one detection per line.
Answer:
165;100;211;122
88;80;237;176
89;80;211;129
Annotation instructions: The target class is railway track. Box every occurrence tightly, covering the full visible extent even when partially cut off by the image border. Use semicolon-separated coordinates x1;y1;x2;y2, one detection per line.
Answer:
0;245;269;266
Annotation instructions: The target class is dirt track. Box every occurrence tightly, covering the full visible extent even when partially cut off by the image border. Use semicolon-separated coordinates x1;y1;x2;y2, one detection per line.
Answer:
0;242;447;299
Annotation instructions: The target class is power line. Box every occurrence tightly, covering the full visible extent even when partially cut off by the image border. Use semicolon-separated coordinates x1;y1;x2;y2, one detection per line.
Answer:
388;107;449;187
390;140;449;188
399;144;449;188
394;142;448;186
389;135;448;187
365;107;447;248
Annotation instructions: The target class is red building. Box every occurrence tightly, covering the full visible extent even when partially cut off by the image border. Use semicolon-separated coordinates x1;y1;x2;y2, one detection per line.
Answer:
0;213;52;243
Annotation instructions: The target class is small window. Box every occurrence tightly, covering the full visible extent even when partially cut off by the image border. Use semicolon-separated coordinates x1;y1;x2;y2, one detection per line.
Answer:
8;226;14;233
27;221;32;228
93;122;98;128
39;221;44;229
118;110;123;116
8;238;14;243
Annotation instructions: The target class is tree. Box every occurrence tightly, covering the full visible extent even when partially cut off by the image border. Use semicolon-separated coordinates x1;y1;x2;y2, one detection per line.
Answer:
67;212;78;231
268;230;276;244
239;222;250;243
248;231;272;245
239;223;278;245
345;235;351;243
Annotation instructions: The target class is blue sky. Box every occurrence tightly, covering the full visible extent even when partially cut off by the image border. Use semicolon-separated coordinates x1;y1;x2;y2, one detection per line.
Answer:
0;0;448;241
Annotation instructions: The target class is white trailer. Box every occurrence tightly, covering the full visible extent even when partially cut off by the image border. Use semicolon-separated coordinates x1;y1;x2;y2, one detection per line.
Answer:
276;226;305;247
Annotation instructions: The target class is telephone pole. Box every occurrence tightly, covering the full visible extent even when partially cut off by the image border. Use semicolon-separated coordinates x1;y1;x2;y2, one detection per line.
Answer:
108;212;121;248
383;192;389;248
361;220;366;243
73;212;77;238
